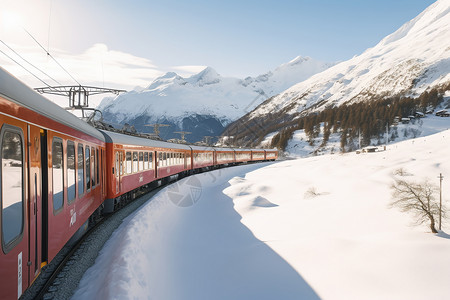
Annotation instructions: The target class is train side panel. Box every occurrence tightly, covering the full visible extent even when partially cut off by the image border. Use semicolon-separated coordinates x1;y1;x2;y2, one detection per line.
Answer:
46;130;105;262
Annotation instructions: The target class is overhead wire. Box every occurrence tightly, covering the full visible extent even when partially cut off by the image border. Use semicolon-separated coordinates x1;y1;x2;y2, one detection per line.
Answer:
0;46;53;88
23;27;81;86
0;40;62;85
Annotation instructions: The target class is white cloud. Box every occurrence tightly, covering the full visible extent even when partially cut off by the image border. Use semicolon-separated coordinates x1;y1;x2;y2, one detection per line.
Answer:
0;42;164;91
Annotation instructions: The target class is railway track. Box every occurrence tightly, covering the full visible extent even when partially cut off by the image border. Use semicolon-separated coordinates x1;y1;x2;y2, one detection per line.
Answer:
21;185;163;300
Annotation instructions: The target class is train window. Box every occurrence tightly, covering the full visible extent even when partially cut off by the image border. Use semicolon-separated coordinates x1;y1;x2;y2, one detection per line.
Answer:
1;128;24;251
86;146;91;191
143;152;148;170
115;152;119;178
96;149;100;185
120;152;124;175
149;152;153;169
52;138;64;213
139;152;143;171
91;148;95;188
78;144;84;196
126;152;132;174
133;152;138;173
67;141;76;204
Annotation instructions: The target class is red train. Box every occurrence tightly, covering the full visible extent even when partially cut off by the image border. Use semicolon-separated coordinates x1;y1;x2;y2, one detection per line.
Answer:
0;67;277;300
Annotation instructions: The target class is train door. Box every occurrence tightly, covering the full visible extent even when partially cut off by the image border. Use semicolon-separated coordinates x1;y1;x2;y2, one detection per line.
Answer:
0;121;29;299
115;151;124;194
27;125;43;286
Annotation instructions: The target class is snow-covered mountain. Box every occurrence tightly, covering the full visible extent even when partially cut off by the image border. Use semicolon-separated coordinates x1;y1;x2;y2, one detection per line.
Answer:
97;57;332;142
247;0;450;120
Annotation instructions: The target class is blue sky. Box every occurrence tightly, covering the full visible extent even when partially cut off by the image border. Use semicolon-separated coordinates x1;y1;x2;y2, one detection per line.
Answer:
0;0;437;88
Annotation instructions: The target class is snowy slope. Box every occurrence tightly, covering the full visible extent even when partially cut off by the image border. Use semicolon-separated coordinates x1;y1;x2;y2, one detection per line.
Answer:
71;128;450;300
249;0;450;119
281;113;450;157
97;57;332;140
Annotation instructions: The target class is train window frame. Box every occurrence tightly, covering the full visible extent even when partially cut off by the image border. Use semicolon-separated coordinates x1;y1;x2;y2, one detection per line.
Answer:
52;137;64;214
77;144;85;196
91;148;95;188
126;151;132;174
148;152;153;169
159;152;162;167
0;125;25;254
85;146;91;191
96;148;100;185
139;152;143;171
67;140;76;204
133;152;138;173
115;152;119;178
143;152;148;170
120;152;124;176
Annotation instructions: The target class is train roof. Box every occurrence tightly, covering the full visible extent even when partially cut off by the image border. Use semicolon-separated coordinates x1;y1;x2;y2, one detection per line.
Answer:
189;145;216;152
213;147;237;152
0;67;105;142
100;130;192;150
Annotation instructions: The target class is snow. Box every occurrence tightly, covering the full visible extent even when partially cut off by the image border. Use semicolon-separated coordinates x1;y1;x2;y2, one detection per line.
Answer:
249;0;450;119
285;114;450;158
97;56;332;126
72;126;450;300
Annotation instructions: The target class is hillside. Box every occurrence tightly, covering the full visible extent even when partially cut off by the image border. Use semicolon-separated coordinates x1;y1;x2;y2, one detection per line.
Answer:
222;0;450;148
97;57;332;143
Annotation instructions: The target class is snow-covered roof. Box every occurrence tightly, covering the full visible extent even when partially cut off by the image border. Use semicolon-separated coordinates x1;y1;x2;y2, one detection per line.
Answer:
100;130;191;150
0;67;104;142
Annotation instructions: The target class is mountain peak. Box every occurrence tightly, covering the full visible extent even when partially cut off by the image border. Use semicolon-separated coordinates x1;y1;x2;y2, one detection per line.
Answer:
187;66;221;86
287;56;310;66
146;71;184;91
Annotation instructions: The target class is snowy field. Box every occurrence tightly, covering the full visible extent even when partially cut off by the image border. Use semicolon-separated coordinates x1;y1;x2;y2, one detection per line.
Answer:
72;128;450;300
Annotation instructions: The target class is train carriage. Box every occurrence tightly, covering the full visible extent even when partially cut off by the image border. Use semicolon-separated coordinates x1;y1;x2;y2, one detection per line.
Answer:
101;130;192;213
190;145;215;171
213;147;236;166
265;149;278;161
234;148;252;163
0;67;106;300
251;149;266;161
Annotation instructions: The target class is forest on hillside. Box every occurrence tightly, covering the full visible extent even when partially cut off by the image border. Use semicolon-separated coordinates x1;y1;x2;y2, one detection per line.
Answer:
222;83;450;152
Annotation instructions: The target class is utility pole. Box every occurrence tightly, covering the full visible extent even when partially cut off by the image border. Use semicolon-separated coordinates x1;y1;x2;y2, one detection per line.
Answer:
383;123;389;151
438;173;444;230
358;129;361;149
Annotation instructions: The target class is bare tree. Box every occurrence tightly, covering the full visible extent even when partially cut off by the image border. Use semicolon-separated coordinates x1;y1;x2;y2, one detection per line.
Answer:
391;178;446;233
